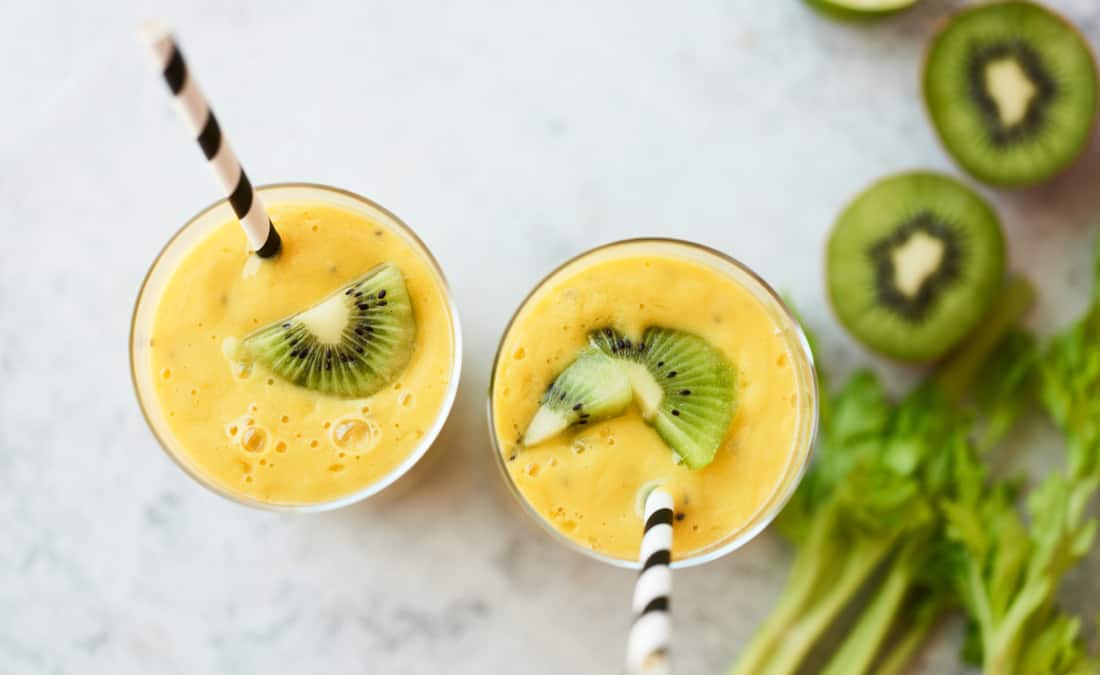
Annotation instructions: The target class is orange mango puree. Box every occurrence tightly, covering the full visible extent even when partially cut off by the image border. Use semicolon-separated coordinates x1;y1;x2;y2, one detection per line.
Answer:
492;250;806;560
150;202;454;505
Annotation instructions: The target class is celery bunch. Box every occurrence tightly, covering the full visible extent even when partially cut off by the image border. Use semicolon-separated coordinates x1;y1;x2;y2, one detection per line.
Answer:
941;242;1100;675
729;279;1037;675
729;241;1100;675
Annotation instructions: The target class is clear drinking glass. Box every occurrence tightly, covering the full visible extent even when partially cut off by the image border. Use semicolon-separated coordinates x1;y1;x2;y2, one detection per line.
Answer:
131;183;463;511
487;238;819;568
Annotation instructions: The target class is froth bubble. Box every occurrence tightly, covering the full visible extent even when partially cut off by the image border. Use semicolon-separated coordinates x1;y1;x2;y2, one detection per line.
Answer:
240;427;268;453
330;417;380;454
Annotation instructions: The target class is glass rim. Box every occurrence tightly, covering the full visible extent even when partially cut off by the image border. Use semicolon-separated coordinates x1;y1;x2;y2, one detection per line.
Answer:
486;237;820;569
129;182;464;512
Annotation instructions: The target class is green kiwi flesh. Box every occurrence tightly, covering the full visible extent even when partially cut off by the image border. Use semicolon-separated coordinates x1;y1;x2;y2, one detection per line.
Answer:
827;172;1005;362
522;348;633;446
924;1;1098;186
520;327;738;469
591;327;738;470
807;0;918;18
242;263;416;397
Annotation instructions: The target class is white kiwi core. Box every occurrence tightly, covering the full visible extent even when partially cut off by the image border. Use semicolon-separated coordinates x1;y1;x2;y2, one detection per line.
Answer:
985;58;1037;128
891;230;946;299
297;294;350;344
523;407;569;446
622;362;664;419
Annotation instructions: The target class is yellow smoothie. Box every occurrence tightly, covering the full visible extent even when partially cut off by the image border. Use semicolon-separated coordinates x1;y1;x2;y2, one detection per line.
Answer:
144;197;456;506
491;242;814;562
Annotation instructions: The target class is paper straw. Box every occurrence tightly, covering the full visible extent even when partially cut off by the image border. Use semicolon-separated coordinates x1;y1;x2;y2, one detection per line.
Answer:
141;23;282;258
626;487;673;675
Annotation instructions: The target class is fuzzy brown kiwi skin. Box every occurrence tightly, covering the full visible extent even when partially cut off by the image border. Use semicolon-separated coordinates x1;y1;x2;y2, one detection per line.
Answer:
921;1;1100;188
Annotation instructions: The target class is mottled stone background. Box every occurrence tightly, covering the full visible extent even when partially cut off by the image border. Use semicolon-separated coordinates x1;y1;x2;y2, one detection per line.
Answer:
2;1;1099;673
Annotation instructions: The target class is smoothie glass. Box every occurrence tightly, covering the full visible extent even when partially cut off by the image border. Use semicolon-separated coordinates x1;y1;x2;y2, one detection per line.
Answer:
131;183;462;511
488;239;818;568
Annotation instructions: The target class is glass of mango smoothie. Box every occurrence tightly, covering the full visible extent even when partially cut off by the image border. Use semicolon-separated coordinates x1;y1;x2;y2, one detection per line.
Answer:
131;184;461;510
489;239;818;567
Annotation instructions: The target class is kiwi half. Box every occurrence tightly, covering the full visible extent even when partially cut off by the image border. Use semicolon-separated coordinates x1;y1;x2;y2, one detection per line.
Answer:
242;263;416;397
924;2;1098;187
827;172;1005;362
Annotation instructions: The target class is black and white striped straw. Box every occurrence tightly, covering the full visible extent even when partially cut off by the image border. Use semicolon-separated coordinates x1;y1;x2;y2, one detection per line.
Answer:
626;487;673;675
142;24;281;258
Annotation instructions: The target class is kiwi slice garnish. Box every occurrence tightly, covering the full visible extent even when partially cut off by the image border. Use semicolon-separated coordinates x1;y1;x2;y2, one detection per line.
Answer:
520;327;738;469
591;327;737;470
241;263;416;397
923;1;1098;187
522;348;634;446
827;171;1005;362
